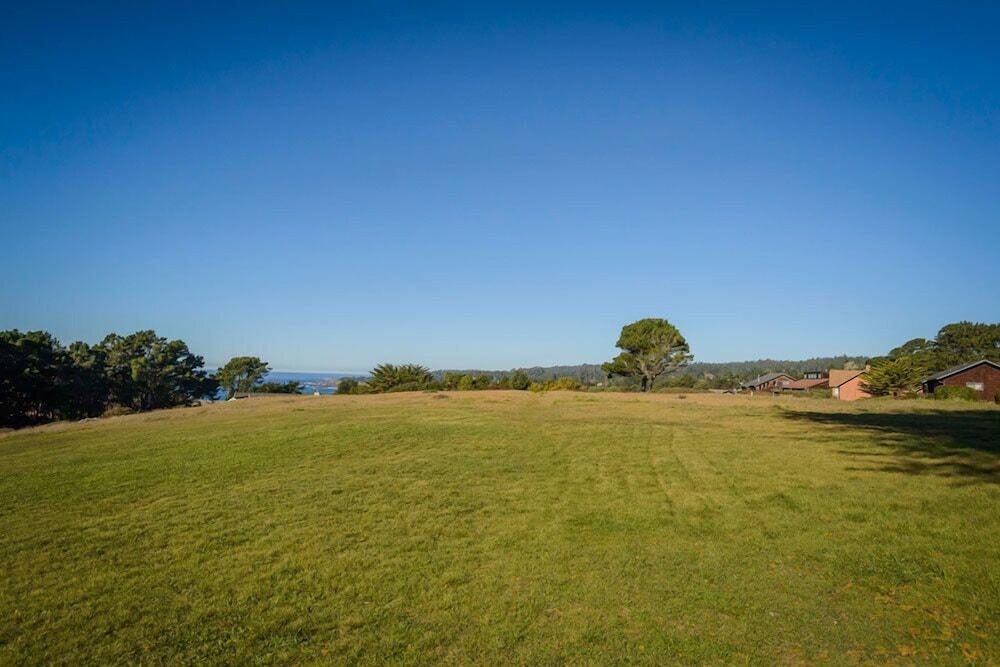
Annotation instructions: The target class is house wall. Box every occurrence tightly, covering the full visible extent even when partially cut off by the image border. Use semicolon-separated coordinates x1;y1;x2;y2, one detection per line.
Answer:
939;365;1000;401
835;376;871;401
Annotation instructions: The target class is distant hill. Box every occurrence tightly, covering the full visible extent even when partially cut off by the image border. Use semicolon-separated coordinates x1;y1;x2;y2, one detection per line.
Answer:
435;356;869;384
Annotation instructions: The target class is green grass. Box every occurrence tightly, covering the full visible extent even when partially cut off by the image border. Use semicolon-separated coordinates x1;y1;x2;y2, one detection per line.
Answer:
1;392;998;664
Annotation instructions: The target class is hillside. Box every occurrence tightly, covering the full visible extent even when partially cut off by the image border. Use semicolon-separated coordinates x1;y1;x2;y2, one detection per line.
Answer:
1;393;997;663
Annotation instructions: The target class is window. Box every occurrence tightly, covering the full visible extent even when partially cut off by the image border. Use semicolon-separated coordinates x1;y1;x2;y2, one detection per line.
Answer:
966;382;985;391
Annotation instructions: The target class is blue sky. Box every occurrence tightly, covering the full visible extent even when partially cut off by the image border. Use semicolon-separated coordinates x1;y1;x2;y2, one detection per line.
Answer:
2;2;998;372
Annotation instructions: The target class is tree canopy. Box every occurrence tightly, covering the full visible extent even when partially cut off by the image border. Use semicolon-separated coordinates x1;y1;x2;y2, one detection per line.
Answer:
216;356;271;399
885;321;999;372
1;329;216;427
98;331;216;411
367;363;433;392
602;318;692;391
861;357;926;397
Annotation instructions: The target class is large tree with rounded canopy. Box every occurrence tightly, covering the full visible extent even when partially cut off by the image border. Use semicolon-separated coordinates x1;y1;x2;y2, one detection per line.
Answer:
603;318;692;391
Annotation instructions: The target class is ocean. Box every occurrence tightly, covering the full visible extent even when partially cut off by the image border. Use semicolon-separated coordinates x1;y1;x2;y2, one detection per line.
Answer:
207;370;359;398
263;371;355;395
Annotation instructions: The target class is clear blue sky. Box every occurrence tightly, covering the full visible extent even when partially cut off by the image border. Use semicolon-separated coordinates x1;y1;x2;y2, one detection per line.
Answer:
2;2;998;372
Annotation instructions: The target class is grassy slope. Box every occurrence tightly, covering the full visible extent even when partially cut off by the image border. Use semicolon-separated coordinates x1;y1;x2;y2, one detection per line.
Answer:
0;392;997;665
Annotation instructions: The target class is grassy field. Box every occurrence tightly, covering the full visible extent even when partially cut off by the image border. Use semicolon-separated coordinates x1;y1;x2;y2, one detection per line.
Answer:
1;392;998;664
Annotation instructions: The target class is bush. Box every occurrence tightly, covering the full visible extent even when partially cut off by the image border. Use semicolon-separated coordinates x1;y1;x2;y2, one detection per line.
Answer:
336;378;359;395
508;369;531;391
471;375;493;390
550;377;580;391
528;377;581;392
933;385;978;401
367;363;432;392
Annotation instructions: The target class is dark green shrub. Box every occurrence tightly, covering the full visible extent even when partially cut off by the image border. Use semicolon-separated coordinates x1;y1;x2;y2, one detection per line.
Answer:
471;375;493;390
508;369;531;391
386;381;429;393
933;385;978;401
336;378;359;395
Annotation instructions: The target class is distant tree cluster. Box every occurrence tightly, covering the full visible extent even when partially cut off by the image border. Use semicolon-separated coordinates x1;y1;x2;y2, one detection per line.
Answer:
880;322;999;371
1;330;217;428
337;365;534;394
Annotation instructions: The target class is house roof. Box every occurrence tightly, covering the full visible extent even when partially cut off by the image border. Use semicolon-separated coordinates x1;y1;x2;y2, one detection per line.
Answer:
828;369;864;388
742;372;792;388
784;377;830;390
923;359;1000;383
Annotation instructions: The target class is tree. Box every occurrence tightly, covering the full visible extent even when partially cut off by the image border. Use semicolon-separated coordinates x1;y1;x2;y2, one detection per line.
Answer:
0;330;77;427
96;331;217;411
886;322;999;373
216;356;270;399
861;357;926;397
367;363;432;392
65;341;109;418
602;318;692;392
933;322;1000;367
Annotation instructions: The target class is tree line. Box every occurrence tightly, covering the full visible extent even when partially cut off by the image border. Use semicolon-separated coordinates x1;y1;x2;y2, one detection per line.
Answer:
0;331;301;428
339;318;692;395
336;365;534;394
6;319;994;427
1;330;217;428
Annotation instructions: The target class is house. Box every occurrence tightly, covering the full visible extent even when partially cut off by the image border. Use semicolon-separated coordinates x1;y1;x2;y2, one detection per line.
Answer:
829;369;870;401
921;359;1000;401
783;376;829;392
741;372;793;393
783;369;828;392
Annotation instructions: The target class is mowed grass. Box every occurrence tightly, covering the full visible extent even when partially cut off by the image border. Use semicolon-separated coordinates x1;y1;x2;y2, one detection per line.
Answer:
1;392;998;665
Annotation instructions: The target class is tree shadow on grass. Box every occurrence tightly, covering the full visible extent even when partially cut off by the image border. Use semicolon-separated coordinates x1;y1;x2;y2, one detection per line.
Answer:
780;408;1000;485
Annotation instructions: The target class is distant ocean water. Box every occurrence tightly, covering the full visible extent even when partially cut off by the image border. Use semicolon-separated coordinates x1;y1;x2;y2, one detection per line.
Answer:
208;370;359;398
265;371;355;395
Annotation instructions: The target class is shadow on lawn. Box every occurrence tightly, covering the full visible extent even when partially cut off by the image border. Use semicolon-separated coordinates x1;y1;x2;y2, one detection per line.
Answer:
781;408;1000;484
